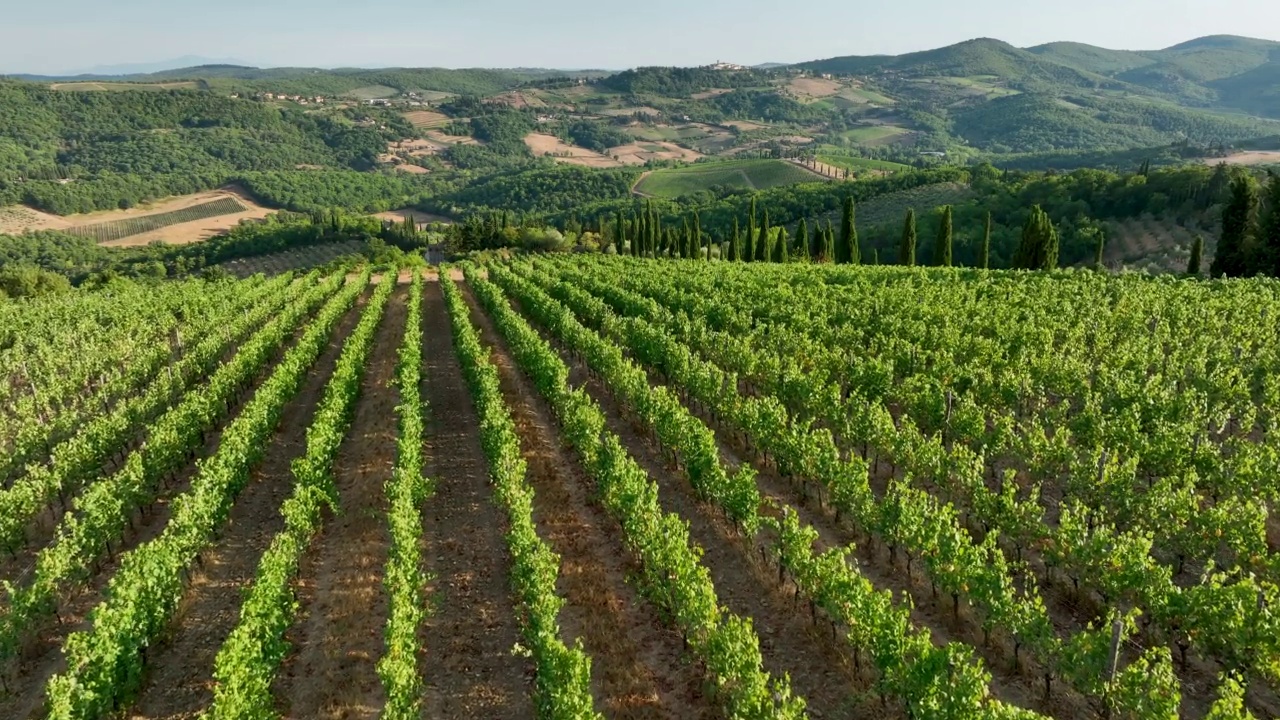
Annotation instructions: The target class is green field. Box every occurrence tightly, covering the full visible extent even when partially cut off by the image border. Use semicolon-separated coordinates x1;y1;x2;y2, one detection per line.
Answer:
345;85;400;100
816;153;914;173
49;81;202;92
67;197;248;244
839;125;912;144
634;160;822;198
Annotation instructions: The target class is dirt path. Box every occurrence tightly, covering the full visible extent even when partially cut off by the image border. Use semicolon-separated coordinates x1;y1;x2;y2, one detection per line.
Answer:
124;296;368;720
0;290;345;720
461;283;715;720
416;281;535;719
275;286;405;720
501;298;865;718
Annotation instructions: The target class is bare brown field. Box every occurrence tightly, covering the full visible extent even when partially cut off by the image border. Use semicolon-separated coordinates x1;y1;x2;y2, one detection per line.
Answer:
1205;151;1280;166
0;206;72;234
1;186;273;244
786;76;843;99
402;110;450;129
598;106;661;117
607;141;703;166
97;186;274;248
424;130;481;146
374;208;453;226
489;91;547;109
393;164;430;174
720;120;767;131
49;81;200;92
524;133;624;168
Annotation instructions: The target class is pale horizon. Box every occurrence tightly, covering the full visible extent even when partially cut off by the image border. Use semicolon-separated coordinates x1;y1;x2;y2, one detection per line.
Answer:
3;0;1279;76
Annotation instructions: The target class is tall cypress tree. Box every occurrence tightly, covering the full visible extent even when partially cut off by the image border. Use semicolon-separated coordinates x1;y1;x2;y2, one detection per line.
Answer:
935;205;953;267
825;220;836;262
899;209;917;266
682;218;693;258
1008;206;1059;270
797;218;810;262
1188;235;1204;276
730;217;741;261
1260;173;1280;276
756;210;771;262
777;228;790;263
980;211;992;269
850;211;861;266
839;196;855;263
693;211;703;261
746;196;758;264
1212;175;1258;277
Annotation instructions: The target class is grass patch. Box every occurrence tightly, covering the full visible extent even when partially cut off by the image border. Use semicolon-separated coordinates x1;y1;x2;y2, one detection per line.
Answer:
635;159;821;198
345;85;400;100
816;154;914;172
840;125;911;144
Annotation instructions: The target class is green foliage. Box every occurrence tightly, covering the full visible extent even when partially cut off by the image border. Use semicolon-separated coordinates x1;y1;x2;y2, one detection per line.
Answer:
0;264;72;299
564;120;633;153
934;205;954;266
899;208;917;265
1212;174;1259;277
434;164;640;216
634;160;820;199
598;67;774;96
1012;204;1060;269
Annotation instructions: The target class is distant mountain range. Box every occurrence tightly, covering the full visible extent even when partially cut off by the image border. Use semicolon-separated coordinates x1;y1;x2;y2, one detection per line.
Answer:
58;56;254;77
797;34;1280;118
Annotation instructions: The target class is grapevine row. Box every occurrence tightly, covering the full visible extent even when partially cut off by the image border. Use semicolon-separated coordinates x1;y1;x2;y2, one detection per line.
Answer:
0;270;339;663
0;274;298;554
458;266;808;719
44;268;368;719
205;272;393;718
377;270;432;719
556;257;1280;695
484;262;1050;719
441;271;601;718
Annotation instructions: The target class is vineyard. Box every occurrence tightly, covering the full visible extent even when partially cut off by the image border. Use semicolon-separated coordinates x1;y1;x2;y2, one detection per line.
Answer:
635;160;823;198
66;197;248;244
1;256;1278;720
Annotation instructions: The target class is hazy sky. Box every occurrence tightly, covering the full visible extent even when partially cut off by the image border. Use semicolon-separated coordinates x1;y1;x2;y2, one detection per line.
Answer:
3;0;1278;74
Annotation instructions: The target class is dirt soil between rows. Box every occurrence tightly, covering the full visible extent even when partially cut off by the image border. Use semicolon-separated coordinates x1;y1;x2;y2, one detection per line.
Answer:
461;282;716;719
275;282;405;719
0;284;348;720
416;281;535;719
125;292;368;720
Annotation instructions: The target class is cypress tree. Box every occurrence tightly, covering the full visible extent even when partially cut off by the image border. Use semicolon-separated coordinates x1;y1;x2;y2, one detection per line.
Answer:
850;210;861;266
980;211;992;269
613;211;624;253
899;209;917;266
730;217;741;261
1094;231;1106;270
1212;175;1257;277
694;211;703;261
825;220;836;262
1013;205;1059;270
1260;173;1280;276
682;218;692;258
778;228;790;263
757;210;771;262
935;205;953;267
1188;235;1204;276
747;196;758;263
797;218;810;261
839;196;855;263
